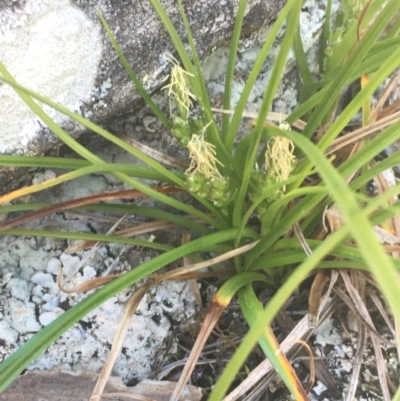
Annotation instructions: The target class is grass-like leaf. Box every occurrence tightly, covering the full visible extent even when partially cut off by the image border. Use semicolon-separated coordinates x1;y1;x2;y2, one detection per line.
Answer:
97;9;172;130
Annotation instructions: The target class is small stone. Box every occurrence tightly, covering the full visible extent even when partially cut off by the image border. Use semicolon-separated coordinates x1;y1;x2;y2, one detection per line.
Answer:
314;318;342;346
312;380;328;396
39;309;63;326
47;257;62;275
32;285;43;297
32;170;56;185
6;278;29;301
0;321;19;344
31;272;56;289
60;254;80;277
31;296;42;305
82;266;96;280
42;293;60;312
9;299;41;334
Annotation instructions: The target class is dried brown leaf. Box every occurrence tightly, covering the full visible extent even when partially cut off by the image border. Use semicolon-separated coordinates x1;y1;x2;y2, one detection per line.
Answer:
159;240;258;282
223;293;336;401
116;133;190;171
0;187;184;232
371;71;400;122
211;107;307;131
91;283;153;401
57;267;121;294
182;232;202;307
169;298;226;401
308;272;330;327
325;109;400;156
345;322;367;401
325;204;400;245
334;286;384;343
65;220;176;253
367;289;396;336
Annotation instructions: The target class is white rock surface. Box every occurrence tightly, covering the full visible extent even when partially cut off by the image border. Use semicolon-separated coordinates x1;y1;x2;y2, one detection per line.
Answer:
314;318;342;346
6;278;29;301
0;0;102;154
8;299;42;334
39;309;64;326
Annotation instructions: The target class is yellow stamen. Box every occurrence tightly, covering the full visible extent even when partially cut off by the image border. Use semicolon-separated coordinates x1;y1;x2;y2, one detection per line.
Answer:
162;53;196;114
266;135;295;189
186;123;223;179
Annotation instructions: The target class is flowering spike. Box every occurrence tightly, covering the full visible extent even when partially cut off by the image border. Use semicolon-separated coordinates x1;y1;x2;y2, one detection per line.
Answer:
186;123;224;180
162;53;196;118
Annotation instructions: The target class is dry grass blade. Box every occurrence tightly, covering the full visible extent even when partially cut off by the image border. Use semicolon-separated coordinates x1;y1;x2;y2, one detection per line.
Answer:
340;271;367;328
382;244;400;253
325;204;400;245
116;132;190;170
182;232;203;307
396;319;400;365
65;220;177;253
159;241;259;281
367;289;396;336
325;269;340;299
0;187;184;232
240;376;272;401
353;274;391;401
292;340;315;393
325;109;400;156
334;285;384;340
376;98;400;120
373;226;400;245
346;321;367;401
293;222;313;256
223;297;336;401
305;266;339;330
370;70;400;122
57;267;121;293
63;214;128;281
210;107;307;131
169;298;226;401
90;283;153;401
308;272;330;328
342;271;391;400
343;270;367;401
371;326;392;401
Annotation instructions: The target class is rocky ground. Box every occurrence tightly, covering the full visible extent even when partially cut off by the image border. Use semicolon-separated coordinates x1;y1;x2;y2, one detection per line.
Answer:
2;0;399;399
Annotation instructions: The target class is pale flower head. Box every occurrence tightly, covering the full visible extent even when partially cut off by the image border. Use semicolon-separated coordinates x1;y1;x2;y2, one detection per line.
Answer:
186;122;223;179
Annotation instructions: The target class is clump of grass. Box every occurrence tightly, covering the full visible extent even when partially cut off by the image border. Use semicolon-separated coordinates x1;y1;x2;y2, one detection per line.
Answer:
1;0;400;399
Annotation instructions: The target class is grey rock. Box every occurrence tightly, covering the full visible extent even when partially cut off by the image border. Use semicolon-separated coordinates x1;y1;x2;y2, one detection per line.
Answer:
0;0;286;160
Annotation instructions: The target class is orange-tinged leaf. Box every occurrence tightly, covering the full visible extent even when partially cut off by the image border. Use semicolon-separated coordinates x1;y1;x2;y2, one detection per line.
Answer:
170;272;267;401
263;326;309;401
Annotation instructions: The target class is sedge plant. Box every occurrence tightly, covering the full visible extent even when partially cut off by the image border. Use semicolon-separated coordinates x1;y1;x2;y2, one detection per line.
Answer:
1;0;400;399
